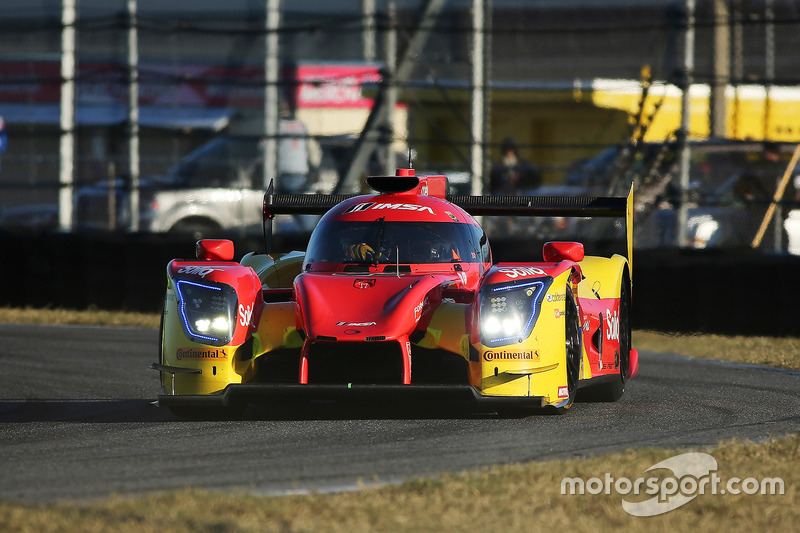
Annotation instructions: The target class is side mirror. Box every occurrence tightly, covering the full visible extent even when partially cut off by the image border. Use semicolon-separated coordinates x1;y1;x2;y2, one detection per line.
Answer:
542;241;584;263
196;239;234;261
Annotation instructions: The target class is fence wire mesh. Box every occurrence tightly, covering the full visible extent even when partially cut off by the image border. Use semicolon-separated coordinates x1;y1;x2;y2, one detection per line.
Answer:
0;0;798;251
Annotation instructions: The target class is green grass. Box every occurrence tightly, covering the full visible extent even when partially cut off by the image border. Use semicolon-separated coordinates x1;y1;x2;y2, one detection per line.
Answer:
1;306;797;531
633;330;800;371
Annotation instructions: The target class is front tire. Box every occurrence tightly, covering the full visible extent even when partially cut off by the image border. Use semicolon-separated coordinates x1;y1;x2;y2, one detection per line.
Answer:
553;285;582;414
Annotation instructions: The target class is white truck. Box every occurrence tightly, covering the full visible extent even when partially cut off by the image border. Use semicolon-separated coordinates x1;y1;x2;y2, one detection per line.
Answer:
74;129;344;239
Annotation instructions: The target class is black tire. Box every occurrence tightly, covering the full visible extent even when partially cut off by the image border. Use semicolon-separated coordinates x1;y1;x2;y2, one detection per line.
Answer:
158;300;167;393
619;274;632;382
552;285;582;414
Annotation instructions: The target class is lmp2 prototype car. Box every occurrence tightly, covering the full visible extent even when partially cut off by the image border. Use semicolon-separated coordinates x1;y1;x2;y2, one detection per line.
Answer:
151;167;639;416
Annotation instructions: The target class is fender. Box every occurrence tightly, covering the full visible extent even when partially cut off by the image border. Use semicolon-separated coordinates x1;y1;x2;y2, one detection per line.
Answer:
576;254;631;380
576;254;629;301
241;250;305;289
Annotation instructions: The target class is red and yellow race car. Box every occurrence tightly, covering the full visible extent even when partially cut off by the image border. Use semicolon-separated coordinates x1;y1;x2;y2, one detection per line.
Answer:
152;168;639;416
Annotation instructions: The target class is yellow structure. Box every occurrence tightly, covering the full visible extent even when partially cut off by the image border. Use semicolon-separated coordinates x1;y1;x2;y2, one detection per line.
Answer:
407;78;800;186
592;79;800;142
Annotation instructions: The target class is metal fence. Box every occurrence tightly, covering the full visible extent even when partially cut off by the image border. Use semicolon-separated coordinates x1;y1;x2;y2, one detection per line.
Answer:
0;0;799;252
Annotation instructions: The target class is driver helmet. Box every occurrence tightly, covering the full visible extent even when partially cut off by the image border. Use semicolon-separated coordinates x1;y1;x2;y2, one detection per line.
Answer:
345;242;376;262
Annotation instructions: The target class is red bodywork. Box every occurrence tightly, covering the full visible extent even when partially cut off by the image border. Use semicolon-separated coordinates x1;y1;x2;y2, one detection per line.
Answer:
292;172;488;384
156;167;636;413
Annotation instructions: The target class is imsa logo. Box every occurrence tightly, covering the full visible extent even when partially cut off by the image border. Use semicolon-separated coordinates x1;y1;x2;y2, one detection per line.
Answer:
343;202;435;215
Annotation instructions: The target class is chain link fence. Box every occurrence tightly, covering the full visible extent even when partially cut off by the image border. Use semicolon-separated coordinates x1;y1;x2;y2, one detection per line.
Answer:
0;0;799;251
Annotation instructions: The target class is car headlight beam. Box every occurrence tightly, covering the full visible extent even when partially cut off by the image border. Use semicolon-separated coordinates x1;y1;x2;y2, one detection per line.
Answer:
174;279;238;346
479;278;550;347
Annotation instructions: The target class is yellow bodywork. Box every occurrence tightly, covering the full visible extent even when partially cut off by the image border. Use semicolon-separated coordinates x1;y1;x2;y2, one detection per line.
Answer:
466;270;572;406
461;251;629;407
160;290;253;395
159;252;305;396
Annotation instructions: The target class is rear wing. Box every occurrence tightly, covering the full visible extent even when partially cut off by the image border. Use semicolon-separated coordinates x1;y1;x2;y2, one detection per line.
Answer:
263;185;634;272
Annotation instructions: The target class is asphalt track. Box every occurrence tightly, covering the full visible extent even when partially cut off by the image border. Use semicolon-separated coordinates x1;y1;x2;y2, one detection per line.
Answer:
1;323;799;504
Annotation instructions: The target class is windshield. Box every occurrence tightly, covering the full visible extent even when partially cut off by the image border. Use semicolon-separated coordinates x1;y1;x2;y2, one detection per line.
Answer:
168;137;262;188
305;220;488;265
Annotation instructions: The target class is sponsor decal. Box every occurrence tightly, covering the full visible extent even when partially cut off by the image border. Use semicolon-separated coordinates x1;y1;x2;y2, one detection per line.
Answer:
177;266;221;278
176;348;228;360
605;309;619;341
413;298;428;322
557;386;569;398
445;210;458;222
354;278;375;289
554;309;564;318
547;293;566;302
335;321;377;327
498;266;546;279
457;271;467;284
483;350;540;362
238;304;253;327
343;202;435;215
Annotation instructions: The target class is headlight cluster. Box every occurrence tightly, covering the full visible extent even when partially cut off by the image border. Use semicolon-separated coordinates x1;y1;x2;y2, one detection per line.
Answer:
174;279;238;346
479;278;551;346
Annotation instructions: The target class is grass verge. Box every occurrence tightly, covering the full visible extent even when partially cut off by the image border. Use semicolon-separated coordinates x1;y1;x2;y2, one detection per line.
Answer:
0;306;159;329
0;434;797;532
633;330;800;371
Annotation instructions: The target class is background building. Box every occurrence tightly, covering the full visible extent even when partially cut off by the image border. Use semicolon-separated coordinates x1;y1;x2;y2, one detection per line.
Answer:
1;0;799;238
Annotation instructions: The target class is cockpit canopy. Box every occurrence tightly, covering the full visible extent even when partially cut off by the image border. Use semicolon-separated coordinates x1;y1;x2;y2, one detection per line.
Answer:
304;219;490;268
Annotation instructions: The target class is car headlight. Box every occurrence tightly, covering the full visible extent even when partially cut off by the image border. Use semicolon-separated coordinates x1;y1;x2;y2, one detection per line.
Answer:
174;279;238;346
479;278;551;347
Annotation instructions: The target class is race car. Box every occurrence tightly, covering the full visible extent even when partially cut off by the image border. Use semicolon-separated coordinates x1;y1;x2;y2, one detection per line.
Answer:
151;167;639;416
